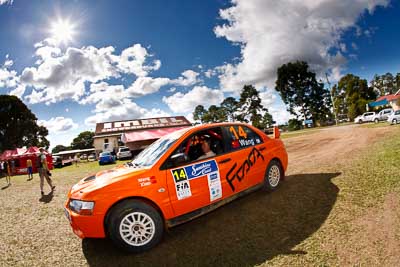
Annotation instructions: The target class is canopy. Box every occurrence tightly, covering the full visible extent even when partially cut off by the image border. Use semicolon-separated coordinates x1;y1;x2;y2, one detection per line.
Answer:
0;146;48;161
121;126;189;143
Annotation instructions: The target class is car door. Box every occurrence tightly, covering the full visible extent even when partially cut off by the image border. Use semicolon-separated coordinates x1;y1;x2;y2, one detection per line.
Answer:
162;127;226;217
218;125;266;194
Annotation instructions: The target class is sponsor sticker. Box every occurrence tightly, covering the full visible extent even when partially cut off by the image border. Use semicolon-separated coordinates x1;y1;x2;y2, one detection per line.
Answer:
171;159;222;201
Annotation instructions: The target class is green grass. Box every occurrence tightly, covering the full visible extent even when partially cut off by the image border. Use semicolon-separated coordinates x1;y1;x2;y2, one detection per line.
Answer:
360;121;396;128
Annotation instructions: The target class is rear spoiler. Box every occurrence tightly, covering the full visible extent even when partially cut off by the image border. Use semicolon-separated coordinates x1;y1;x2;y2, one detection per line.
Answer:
264;126;280;139
273;126;280;139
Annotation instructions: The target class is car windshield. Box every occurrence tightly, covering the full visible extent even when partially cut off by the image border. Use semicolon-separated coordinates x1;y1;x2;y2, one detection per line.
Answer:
131;128;189;167
100;152;110;156
120;148;130;152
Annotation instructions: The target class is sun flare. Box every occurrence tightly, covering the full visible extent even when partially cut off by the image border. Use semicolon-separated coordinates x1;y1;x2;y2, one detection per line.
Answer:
50;19;76;44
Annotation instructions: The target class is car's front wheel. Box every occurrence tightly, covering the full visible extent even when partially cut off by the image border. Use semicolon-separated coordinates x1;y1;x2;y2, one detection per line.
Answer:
374;118;379;123
263;159;283;192
107;200;164;253
393;119;398;124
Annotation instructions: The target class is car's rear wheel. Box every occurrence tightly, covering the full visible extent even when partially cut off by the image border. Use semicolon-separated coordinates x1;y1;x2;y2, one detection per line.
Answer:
107;200;163;253
263;159;283;192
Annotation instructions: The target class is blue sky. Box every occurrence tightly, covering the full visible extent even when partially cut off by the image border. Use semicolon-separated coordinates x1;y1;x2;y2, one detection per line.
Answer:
0;0;399;149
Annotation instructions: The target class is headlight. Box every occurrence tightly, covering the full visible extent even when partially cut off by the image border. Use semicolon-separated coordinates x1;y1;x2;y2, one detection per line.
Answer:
69;199;95;215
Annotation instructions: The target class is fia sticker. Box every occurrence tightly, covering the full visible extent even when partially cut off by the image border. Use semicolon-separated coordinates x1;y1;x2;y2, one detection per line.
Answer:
175;180;192;200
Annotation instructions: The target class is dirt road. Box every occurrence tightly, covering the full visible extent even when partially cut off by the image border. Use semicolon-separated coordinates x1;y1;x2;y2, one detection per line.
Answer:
284;124;394;174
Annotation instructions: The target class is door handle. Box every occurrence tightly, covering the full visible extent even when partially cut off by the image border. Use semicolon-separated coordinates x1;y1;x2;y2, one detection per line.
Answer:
218;158;231;164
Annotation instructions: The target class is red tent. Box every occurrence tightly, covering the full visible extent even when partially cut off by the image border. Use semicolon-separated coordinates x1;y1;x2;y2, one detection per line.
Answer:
0;147;53;175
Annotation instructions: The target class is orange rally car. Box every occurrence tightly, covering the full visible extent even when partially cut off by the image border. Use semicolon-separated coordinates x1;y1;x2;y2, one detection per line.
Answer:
64;123;288;252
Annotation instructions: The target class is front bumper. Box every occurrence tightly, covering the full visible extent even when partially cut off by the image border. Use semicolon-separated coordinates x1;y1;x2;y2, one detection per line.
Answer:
64;201;106;239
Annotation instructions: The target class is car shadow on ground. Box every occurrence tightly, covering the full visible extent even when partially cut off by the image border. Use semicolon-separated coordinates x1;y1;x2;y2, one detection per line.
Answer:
82;172;340;267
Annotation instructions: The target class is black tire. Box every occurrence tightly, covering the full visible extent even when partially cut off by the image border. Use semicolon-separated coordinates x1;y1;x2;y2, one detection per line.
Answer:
374;118;379;123
263;159;283;192
393;119;398;124
107;200;164;253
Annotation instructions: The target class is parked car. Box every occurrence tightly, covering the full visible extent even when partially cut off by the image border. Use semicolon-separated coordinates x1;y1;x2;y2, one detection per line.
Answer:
117;146;132;160
80;154;88;160
98;152;116;165
52;156;63;168
64;123;288;252
88;154;96;161
372;108;393;123
354;112;376;123
387;109;400;124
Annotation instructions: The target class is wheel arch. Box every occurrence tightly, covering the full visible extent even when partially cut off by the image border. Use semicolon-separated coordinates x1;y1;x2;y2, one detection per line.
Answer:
104;196;166;237
269;157;285;180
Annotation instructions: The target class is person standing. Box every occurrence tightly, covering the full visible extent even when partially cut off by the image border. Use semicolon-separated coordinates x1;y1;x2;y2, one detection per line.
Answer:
4;160;11;185
26;158;33;180
37;148;55;195
0;161;4;177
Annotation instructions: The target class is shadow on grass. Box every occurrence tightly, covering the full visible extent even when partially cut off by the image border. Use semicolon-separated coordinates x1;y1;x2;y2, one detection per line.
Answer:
39;191;54;203
82;172;340;267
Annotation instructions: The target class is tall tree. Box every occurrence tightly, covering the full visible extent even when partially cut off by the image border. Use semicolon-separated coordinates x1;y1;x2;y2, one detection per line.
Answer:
237;85;272;129
193;105;207;123
203;105;226;123
70;131;94;149
0;95;50;151
275;61;332;124
220;97;238;122
51;145;70;154
371;72;396;96
333;74;376;120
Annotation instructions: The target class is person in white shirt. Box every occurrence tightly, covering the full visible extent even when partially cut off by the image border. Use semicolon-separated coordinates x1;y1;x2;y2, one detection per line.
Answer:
197;137;216;160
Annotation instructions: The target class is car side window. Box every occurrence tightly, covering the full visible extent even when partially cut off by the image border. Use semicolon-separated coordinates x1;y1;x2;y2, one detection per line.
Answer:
224;125;263;151
162;127;225;169
396;110;400;115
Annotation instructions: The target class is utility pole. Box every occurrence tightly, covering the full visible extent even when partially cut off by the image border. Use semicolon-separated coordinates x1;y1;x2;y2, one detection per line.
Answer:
325;73;338;125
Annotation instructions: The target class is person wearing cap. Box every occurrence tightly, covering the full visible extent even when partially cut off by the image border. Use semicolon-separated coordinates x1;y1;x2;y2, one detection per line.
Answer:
37;148;55;195
198;136;216;160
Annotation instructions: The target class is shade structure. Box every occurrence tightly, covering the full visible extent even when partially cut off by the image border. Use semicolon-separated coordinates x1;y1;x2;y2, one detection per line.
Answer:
121;126;189;143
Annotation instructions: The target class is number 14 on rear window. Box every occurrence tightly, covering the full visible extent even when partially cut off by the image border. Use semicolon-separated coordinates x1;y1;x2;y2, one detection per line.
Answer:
229;126;247;140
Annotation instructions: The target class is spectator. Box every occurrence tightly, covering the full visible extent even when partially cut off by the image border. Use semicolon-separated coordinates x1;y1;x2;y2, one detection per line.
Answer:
10;159;15;176
37;148;55;195
0;161;3;177
4;160;11;185
26;158;33;180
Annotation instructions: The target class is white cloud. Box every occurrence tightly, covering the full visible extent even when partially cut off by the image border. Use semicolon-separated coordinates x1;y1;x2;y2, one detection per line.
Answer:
214;0;390;92
20;42;164;104
162;86;224;113
38;117;78;133
172;70;200;87
0;0;13;5
117;44;161;77
126;76;171;97
84;99;170;126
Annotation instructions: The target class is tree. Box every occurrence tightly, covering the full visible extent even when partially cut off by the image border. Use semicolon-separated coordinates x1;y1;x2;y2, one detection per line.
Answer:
203;105;226;123
333;74;376;120
0;95;50;151
70;131;94;149
371;73;396;96
259;112;274;129
236;85;272;129
52;145;70;154
275;61;332;124
220;97;238;122
193;105;207;123
288;119;302;131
